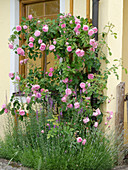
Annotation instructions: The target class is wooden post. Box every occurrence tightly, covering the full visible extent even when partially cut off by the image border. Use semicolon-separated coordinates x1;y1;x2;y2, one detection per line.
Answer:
116;82;125;164
86;0;90;20
70;0;73;16
116;82;125;127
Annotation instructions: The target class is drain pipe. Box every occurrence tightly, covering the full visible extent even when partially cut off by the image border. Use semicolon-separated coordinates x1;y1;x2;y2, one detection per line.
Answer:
92;0;99;41
91;0;99;108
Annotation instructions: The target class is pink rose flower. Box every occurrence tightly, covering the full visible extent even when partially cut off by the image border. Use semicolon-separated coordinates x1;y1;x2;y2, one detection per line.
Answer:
34;30;41;37
109;111;113;115
36;92;42;98
80;82;85;88
49;45;55;51
66;42;69;45
67;46;72;52
49;67;54;72
29;37;35;42
82;139;87;145
29;42;33;48
65;88;72;95
41;130;44;133
74;26;78;32
93;27;98;33
9;44;13;49
93;112;98;116
74;102;80;109
75;49;85;57
83;25;89;31
105;122;107;125
48;72;53;77
82;88;86;93
28;15;33;20
60;15;63;19
42;25;48;32
23;25;27;29
88;74;94;79
38;39;42;44
76;24;81;28
67;104;73;108
24;58;28;64
20;60;24;65
90;39;95;46
90;47;95;52
86;97;90;100
4;109;8;113
76;31;80;35
45;89;49;92
87;83;91;87
16;25;22;31
94;122;98;128
75;18;80;24
41;88;44;92
75;49;81;56
88;29;94;36
53;40;57;45
77;137;82;143
9;72;14;79
83;117;90;124
96;108;101;115
93;42;98;49
62;78;68;84
26;96;31;104
2;104;6;109
61;23;66;28
37;20;41;24
68;13;71;16
17;47;25;56
32;84;40;91
80;50;85;57
69;20;72;24
16;76;20;81
61;96;67;103
40;43;46;51
19;110;25;116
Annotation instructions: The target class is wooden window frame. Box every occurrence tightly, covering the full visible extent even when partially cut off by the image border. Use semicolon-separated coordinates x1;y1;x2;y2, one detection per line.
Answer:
19;0;91;75
19;0;60;76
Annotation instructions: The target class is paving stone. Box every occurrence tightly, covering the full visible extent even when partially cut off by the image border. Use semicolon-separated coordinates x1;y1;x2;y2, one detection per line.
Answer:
0;159;32;170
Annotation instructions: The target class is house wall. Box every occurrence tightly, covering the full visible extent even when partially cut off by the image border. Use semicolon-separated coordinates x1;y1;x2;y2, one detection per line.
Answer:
0;0;126;139
0;0;10;138
99;0;123;132
122;0;128;143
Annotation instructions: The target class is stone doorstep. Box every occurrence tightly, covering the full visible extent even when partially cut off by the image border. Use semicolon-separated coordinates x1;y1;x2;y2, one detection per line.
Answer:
0;158;33;170
113;165;128;170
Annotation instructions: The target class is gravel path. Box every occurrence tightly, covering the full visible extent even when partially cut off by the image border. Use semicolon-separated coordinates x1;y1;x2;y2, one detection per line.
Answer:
0;159;33;170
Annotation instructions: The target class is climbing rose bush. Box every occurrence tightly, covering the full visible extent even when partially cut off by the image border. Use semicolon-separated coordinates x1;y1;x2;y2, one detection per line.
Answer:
0;13;118;143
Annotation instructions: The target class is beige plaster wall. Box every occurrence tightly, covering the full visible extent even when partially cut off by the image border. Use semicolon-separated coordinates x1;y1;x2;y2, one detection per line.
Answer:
122;0;128;143
99;0;123;132
0;0;10;138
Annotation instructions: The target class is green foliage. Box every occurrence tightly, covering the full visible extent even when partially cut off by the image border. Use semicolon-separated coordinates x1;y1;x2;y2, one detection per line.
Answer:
0;113;123;170
0;13;124;169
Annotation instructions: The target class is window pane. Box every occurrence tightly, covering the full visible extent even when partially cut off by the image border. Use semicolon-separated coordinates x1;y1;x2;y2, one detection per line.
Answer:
25;2;45;18
45;1;59;15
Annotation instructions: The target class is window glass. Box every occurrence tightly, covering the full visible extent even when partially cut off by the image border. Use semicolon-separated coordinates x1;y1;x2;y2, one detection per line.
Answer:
22;0;60;75
25;2;45;18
